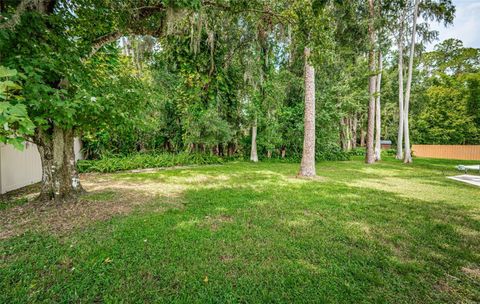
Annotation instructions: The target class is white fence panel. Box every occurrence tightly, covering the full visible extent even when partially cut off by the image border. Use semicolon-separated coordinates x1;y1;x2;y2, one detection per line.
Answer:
0;138;83;194
0;142;42;194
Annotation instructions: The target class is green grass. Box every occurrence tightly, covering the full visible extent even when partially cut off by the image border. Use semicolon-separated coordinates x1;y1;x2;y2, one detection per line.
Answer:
81;190;117;202
1;157;479;303
0;197;28;211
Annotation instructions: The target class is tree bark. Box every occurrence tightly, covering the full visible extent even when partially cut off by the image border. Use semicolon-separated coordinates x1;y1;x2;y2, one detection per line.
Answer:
346;117;352;151
351;113;358;149
365;0;376;164
88;32;123;59
0;0;32;30
396;15;405;160
403;0;420;164
227;142;236;156
35;126;84;202
340;117;347;151
340;117;352;151
250;117;258;162
374;51;383;161
299;47;316;177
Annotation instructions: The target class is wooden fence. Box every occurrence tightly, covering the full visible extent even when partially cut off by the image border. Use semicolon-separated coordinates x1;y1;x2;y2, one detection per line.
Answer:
412;145;480;161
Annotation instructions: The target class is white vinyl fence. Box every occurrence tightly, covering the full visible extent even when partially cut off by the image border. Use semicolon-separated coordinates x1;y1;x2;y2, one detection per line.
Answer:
0;138;83;194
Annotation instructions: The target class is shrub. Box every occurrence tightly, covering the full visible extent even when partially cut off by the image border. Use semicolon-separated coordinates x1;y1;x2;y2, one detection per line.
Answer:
316;147;351;161
348;147;366;157
383;148;397;156
77;153;224;173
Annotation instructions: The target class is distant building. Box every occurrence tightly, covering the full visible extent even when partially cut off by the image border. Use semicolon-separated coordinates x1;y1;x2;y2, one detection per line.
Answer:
380;140;392;150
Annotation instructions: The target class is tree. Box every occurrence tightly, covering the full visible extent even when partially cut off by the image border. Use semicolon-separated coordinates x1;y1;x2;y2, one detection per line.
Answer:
299;46;316;176
390;0;455;161
374;51;383;161
365;0;377;164
389;1;407;159
412;39;480;144
0;0;202;201
402;0;420;163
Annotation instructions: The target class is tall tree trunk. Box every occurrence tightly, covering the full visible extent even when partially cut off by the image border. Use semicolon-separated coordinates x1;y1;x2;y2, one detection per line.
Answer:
396;15;405;160
374;51;383;161
250;117;258;162
251;18;269;164
403;0;420;164
346;117;352;151
360;129;366;147
341;117;352;151
228;142;236;156
35;126;84;202
365;0;376;164
351;113;358;149
299;47;316;177
340;117;347;151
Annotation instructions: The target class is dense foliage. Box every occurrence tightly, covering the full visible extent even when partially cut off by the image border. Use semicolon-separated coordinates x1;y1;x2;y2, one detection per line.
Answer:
77;153;224;173
411;39;480;144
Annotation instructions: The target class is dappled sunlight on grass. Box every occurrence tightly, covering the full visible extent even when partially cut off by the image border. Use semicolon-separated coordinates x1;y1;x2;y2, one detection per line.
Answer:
174;218;199;230
1;158;479;303
349;176;478;204
284;218;313;227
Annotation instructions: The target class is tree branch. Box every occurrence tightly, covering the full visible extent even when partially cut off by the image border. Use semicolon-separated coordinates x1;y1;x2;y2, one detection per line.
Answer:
0;0;31;30
87;31;123;59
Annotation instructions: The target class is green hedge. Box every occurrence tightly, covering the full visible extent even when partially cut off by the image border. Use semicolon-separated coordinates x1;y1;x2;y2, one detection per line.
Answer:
77;147;356;173
77;153;224;173
348;147;366;156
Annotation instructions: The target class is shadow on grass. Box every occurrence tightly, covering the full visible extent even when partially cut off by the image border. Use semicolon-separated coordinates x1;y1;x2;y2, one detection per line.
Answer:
1;173;479;303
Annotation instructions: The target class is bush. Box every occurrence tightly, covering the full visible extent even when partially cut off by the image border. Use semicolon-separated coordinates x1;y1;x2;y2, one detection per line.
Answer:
348;147;366;157
382;148;397;156
77;152;224;173
316;147;351;161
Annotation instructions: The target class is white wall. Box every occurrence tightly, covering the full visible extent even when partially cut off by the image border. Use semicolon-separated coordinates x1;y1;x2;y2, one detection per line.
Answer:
74;137;84;161
0;142;42;194
0;138;83;194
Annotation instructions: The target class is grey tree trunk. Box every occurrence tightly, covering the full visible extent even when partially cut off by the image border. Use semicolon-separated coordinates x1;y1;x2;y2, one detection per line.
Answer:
351;113;358;149
346;117;352;151
250;117;258;162
374;52;383;161
35;126;84;202
340;117;347;151
299;47;316;177
403;0;420;164
365;0;376;164
396;14;405;160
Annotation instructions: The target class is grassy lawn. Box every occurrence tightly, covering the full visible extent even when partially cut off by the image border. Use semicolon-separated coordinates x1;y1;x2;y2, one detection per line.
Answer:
1;158;479;303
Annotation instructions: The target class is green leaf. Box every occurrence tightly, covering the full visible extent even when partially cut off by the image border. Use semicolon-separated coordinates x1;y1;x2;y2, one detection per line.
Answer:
6;137;25;151
0;66;17;78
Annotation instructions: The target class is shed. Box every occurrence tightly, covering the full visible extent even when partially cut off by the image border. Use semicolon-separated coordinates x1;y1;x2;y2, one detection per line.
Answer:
380;140;392;150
